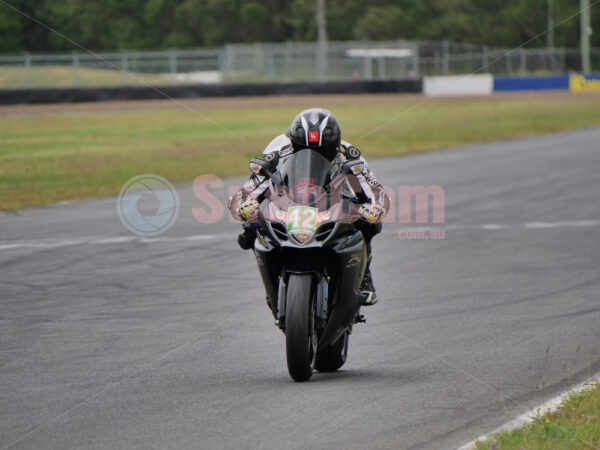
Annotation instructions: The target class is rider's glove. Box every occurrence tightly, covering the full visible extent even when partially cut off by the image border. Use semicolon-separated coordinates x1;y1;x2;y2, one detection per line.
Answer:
359;203;385;224
239;198;260;222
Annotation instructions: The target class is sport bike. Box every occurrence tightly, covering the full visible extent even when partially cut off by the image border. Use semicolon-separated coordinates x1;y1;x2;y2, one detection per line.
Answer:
248;148;369;381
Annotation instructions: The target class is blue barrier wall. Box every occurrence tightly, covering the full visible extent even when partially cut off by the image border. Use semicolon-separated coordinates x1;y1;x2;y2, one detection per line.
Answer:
494;75;570;92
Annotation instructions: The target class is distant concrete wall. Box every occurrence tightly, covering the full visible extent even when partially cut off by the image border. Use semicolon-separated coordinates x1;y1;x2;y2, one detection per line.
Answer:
423;74;493;96
0;79;423;105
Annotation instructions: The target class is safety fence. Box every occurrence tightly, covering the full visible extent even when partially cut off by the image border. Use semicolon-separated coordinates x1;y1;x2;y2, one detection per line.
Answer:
1;40;599;90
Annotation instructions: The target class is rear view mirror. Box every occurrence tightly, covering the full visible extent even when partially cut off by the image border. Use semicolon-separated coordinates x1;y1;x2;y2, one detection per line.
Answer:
249;158;269;176
342;160;364;176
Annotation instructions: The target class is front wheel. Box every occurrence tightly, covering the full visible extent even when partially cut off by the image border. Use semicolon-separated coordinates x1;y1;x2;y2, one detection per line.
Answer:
285;274;316;382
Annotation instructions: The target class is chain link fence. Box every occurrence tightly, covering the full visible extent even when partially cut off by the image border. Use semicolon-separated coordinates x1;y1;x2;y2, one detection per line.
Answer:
0;40;598;89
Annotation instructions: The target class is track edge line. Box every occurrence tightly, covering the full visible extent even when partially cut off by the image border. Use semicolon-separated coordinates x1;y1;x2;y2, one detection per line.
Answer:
456;371;600;450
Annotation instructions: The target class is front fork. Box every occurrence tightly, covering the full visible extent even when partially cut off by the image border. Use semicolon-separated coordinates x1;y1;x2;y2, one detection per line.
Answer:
276;274;329;331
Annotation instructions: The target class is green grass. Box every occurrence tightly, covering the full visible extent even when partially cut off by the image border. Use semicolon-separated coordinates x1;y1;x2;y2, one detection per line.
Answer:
475;382;600;450
0;65;167;88
1;94;600;210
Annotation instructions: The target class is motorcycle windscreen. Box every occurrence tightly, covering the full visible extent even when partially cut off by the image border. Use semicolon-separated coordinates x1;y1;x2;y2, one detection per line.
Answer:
278;149;333;208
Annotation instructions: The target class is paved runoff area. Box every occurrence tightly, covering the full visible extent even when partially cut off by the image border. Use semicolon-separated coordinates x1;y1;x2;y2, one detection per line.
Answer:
1;127;599;449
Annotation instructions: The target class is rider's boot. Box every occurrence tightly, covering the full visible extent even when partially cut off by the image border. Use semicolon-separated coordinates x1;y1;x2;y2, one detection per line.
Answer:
238;222;258;250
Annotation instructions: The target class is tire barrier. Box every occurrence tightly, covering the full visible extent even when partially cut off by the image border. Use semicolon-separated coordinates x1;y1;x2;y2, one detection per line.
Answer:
0;79;423;105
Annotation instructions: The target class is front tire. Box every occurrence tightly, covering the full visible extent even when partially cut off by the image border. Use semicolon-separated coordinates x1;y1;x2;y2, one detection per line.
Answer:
285;274;316;382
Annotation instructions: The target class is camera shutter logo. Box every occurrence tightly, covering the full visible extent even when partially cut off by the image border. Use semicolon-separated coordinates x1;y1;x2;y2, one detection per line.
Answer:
117;174;180;237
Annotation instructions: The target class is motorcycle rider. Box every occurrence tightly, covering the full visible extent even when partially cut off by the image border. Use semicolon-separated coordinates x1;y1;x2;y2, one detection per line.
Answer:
229;108;389;305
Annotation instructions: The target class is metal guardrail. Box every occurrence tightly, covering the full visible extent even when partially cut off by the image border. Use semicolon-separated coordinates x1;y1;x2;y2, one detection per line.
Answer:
0;40;598;89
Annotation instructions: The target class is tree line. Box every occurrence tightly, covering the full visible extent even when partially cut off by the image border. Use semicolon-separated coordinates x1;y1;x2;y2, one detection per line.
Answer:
0;0;597;53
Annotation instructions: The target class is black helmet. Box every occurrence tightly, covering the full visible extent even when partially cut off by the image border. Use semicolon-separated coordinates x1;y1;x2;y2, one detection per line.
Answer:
286;108;342;161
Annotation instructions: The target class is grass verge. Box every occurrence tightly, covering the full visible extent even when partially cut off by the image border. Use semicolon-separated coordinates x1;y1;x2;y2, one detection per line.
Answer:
475;382;600;450
0;65;167;88
1;93;600;210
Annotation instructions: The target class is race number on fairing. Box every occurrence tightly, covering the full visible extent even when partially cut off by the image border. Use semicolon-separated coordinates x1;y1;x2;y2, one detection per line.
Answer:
287;206;318;233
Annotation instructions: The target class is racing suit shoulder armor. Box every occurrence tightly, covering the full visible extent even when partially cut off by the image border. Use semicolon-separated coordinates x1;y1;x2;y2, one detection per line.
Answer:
263;134;290;155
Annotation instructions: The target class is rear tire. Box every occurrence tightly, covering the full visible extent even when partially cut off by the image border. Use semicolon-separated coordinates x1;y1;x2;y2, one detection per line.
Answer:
315;331;349;372
285;274;316;382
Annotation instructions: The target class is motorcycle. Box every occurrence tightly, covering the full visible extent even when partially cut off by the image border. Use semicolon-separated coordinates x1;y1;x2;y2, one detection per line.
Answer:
248;148;369;381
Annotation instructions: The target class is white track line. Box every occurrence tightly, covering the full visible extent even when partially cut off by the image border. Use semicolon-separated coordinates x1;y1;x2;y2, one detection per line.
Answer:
393;220;600;232
1;220;599;252
457;372;600;449
0;234;232;251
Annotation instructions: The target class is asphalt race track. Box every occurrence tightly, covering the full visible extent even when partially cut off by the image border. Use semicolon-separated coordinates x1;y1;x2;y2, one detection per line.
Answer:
1;128;599;449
